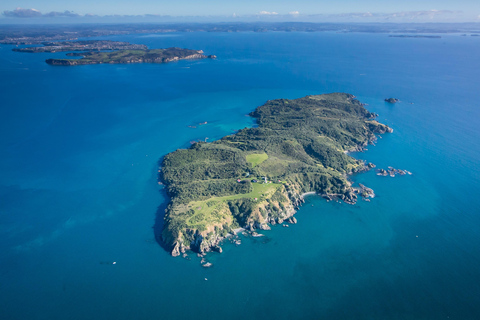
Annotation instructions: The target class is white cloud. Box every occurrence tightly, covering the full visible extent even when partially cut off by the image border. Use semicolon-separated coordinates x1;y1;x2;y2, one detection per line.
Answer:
3;7;42;18
3;7;80;18
326;9;463;22
259;11;278;15
289;11;300;15
44;10;80;18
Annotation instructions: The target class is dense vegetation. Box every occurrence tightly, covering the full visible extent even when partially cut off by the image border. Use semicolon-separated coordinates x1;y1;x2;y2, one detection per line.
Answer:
160;93;391;255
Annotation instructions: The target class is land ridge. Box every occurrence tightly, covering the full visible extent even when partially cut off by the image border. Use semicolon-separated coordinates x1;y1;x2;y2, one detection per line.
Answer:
12;40;148;52
158;92;392;258
46;47;216;66
2;23;479;45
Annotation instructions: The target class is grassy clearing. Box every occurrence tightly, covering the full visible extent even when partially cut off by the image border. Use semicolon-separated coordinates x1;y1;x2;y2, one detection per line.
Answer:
246;153;268;167
183;180;281;228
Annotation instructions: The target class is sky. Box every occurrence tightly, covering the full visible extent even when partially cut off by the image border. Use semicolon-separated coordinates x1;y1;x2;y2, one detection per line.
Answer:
1;0;480;23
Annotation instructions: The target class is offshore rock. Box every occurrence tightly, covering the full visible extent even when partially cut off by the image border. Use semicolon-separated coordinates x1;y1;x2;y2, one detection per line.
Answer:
212;246;223;253
384;98;399;103
358;183;375;198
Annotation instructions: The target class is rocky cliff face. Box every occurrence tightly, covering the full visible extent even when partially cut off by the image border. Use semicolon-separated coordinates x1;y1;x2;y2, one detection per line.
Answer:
166;166;381;257
167;181;330;257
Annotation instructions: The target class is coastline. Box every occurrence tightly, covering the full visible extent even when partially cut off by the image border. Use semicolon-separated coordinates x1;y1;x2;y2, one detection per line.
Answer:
160;93;392;257
301;191;317;197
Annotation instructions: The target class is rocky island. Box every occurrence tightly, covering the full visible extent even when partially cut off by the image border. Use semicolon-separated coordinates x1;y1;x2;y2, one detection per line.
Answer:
159;93;393;257
385;98;400;103
45;47;216;66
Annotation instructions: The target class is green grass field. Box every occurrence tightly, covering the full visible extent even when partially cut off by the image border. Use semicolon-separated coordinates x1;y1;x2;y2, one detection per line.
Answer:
182;179;281;228
246;153;268;167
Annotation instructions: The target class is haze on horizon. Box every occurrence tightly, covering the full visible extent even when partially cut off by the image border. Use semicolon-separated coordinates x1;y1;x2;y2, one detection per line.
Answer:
1;0;480;24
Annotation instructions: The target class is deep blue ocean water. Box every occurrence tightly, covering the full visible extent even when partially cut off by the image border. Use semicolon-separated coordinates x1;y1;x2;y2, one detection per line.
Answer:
1;31;479;320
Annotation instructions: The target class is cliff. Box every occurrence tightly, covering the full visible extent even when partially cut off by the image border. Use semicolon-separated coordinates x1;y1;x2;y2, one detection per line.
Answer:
159;93;392;257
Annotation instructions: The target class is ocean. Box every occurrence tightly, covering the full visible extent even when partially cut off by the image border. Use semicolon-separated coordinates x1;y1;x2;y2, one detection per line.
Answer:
1;31;479;320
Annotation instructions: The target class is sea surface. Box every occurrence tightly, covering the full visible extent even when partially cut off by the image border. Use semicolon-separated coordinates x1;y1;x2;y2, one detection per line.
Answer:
1;31;479;320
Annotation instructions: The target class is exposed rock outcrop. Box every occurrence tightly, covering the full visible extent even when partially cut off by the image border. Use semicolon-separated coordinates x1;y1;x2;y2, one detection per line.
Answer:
385;98;399;103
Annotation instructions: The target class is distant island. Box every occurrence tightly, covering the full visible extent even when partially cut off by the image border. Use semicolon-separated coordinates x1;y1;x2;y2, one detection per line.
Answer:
12;40;148;53
388;35;441;38
8;39;216;66
45;47;216;66
159;93;393;258
1;23;479;45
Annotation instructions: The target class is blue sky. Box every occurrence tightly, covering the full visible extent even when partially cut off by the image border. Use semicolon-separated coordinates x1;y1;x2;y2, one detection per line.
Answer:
2;0;480;22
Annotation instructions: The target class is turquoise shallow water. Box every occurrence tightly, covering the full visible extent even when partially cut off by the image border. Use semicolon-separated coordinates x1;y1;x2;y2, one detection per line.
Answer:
1;32;479;320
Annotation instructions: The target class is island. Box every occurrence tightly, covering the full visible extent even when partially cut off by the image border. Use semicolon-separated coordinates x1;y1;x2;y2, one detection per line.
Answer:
388;35;441;38
46;47;216;66
12;40;148;53
385;98;399;103
159;93;393;257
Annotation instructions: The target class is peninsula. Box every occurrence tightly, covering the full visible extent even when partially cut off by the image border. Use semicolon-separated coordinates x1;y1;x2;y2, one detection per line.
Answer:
45;47;216;66
159;93;393;257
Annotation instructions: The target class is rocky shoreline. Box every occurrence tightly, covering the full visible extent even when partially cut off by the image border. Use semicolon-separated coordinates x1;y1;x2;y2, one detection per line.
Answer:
171;165;382;266
170;184;306;259
181;177;380;267
159;93;394;261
